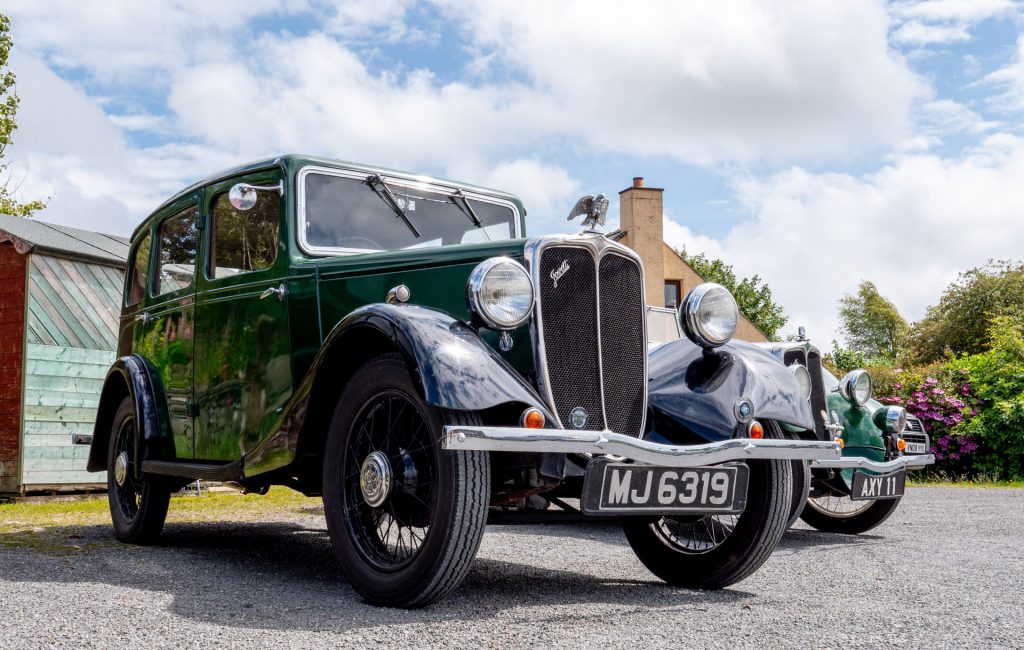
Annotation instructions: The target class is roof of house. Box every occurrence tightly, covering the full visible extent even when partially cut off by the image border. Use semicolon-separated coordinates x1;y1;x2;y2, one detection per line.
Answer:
0;214;129;268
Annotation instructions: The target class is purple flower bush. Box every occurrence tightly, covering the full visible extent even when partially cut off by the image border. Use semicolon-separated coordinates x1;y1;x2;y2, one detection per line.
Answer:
877;369;982;476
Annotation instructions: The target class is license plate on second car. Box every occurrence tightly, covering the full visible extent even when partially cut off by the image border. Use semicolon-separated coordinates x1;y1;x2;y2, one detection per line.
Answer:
905;442;927;454
850;469;906;500
581;459;749;516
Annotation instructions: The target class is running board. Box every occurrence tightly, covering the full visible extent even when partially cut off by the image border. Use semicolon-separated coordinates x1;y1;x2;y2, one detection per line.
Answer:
141;460;243;482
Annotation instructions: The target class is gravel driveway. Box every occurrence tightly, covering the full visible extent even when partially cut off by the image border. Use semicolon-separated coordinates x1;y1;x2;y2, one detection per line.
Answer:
1;487;1021;649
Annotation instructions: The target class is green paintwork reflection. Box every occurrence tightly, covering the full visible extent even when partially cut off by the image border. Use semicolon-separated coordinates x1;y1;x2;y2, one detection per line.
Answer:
827;392;886;486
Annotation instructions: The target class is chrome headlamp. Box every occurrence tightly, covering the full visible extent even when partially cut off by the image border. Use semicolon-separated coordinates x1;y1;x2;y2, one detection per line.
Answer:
873;405;907;434
789;363;812;400
838;369;873;407
680;282;739;349
467;257;535;330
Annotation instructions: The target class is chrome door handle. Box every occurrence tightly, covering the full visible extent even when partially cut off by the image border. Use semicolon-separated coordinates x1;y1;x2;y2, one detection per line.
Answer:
260;284;288;301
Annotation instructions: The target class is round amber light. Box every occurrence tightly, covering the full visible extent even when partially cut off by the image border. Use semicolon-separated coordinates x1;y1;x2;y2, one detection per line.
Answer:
897;437;907;451
521;408;545;429
748;421;764;439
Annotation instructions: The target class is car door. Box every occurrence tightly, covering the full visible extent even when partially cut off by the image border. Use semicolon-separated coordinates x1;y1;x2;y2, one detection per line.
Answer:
193;172;292;461
132;198;200;459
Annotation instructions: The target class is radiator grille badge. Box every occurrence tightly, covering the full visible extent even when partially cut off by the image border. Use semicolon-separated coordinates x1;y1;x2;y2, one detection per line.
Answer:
569;407;589;429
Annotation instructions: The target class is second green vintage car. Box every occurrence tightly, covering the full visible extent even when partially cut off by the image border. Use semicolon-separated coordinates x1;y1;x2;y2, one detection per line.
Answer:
758;334;936;533
82;155;842;607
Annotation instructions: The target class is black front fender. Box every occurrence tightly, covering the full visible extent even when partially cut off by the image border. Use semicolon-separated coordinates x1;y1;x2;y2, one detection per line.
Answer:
647;337;815;444
332;304;549;413
87;355;172;473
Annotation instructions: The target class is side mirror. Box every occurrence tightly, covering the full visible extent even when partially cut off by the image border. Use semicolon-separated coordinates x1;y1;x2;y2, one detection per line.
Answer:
228;181;284;211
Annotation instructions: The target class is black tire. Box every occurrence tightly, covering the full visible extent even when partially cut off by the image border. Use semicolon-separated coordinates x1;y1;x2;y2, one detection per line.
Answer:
622;456;793;589
785;460;811;530
799;492;902;534
322;354;490;608
106;397;171;544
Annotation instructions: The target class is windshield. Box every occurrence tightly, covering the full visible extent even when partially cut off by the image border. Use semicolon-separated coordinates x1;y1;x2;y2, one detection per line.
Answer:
301;171;518;253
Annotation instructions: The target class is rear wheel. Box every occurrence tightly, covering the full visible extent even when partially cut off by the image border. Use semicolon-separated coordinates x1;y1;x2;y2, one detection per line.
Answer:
799;491;901;534
106;397;171;544
622;455;792;589
322;354;490;608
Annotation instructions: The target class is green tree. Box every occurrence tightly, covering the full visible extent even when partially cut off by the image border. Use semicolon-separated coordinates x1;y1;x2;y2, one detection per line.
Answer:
909;260;1024;364
837;280;908;364
0;13;45;217
675;248;787;339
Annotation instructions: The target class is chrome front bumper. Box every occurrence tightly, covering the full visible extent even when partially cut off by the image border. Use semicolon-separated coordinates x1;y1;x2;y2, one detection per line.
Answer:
811;453;935;473
442;426;842;468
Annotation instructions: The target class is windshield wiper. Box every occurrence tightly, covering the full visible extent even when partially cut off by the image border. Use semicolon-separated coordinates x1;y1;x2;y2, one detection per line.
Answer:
366;174;421;238
450;189;491;240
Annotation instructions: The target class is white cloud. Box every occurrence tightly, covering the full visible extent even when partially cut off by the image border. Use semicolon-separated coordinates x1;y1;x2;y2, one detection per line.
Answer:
888;0;1019;47
891;21;970;44
664;133;1024;345
438;0;927;164
985;36;1024;113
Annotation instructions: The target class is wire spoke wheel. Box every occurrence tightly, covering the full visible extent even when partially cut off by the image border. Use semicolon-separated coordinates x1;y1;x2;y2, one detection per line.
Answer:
106;396;170;544
806;493;875;518
342;391;437;572
655;514;741;554
322;354;489;608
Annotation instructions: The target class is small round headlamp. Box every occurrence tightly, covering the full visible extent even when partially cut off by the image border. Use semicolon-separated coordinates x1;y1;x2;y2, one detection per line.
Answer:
789;363;812;400
680;283;739;349
838;369;873;407
467;257;535;330
873;405;907;434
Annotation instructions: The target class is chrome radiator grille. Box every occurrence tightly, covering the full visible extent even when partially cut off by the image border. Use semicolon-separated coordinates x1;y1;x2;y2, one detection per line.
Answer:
783;348;828;439
531;237;647;437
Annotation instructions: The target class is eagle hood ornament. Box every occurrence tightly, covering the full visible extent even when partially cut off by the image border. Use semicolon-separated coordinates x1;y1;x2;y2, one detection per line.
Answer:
567;194;609;233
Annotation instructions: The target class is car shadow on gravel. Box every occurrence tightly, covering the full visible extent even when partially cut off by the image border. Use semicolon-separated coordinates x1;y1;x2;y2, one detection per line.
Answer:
0;519;756;632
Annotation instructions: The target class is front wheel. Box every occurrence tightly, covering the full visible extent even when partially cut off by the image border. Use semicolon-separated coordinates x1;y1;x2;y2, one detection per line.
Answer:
322;354;490;608
106;397;171;544
622;456;792;589
799;492;901;534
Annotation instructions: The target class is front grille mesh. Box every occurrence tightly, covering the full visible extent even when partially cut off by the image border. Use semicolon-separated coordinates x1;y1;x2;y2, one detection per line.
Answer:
538;247;605;431
535;243;646;435
599;253;646;438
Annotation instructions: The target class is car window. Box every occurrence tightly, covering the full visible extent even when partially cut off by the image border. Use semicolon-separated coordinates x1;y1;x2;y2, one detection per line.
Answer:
302;172;516;253
154;206;199;296
126;231;152;306
208;189;280;279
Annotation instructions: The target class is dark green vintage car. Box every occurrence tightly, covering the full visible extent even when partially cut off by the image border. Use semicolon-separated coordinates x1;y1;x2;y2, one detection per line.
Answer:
84;155;842;607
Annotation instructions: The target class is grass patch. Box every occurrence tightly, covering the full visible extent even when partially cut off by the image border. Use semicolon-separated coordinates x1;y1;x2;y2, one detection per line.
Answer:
0;486;322;554
908;473;1024;488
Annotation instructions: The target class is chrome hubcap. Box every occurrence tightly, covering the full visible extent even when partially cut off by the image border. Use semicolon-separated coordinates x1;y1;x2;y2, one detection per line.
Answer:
114;451;129;487
359;451;393;508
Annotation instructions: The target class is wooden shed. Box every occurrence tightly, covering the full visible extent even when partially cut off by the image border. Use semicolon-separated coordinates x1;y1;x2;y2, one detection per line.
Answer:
0;214;128;495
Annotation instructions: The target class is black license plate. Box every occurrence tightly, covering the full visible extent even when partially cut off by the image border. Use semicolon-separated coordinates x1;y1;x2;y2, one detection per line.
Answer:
581;460;749;516
850;469;906;500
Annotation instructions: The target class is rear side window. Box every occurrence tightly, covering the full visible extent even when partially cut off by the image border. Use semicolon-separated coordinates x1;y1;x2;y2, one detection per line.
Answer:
208;190;280;279
126;232;152;306
154;206;199;296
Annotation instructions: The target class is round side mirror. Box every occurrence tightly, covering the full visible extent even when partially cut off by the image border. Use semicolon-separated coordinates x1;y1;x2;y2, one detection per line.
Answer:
229;183;258;211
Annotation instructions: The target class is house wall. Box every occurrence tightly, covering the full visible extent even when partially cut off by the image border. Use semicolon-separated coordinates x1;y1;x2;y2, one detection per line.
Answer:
20;253;122;489
0;242;27;494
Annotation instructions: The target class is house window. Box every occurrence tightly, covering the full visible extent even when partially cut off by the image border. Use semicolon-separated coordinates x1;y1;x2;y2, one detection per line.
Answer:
664;280;681;309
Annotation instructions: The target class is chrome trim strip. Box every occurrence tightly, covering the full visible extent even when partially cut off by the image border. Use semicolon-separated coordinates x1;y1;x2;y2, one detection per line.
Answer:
443;426;842;467
523;233;648;434
295;165;523;257
811;453;935;472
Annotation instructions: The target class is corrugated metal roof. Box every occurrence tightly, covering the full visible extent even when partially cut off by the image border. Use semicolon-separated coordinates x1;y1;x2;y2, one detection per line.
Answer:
0;214;129;268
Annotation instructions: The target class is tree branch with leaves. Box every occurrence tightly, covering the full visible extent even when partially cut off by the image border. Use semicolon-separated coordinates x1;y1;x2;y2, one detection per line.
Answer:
0;13;45;218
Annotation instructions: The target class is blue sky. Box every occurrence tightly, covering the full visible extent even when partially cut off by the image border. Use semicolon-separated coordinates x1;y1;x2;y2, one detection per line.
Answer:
4;0;1024;344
